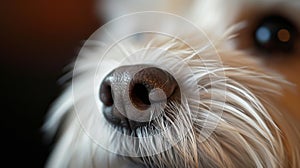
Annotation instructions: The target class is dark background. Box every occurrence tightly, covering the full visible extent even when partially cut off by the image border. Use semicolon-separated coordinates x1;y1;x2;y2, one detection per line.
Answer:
0;0;102;167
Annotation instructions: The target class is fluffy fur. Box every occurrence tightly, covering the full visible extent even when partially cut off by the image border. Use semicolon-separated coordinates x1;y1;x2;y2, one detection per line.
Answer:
44;0;300;167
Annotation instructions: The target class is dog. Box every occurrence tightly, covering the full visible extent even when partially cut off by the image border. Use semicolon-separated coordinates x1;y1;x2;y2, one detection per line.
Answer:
44;0;300;167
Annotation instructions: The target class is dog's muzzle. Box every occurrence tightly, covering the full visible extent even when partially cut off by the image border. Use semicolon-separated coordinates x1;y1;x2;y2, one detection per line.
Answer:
99;64;180;132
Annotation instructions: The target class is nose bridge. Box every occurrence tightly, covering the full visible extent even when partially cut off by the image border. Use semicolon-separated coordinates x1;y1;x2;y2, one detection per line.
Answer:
106;64;155;92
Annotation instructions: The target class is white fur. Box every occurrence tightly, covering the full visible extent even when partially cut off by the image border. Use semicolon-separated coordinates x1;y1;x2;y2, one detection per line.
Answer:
44;0;300;167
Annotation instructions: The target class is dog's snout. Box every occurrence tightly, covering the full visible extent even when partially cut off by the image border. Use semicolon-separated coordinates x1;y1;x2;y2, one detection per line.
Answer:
99;65;180;131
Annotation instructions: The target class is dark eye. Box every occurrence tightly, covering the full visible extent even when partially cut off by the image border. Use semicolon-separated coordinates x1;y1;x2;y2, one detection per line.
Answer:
254;15;297;53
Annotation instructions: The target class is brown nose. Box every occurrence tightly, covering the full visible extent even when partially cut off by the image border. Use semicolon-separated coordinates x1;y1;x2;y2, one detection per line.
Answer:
99;64;180;131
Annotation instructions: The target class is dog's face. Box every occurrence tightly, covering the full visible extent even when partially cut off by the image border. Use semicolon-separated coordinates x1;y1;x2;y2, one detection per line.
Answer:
44;0;300;167
193;0;300;119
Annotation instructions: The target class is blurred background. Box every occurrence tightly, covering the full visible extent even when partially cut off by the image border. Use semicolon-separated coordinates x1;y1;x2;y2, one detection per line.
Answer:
0;0;101;167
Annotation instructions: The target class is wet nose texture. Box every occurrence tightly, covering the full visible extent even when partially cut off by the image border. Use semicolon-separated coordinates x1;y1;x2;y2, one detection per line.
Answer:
99;65;180;131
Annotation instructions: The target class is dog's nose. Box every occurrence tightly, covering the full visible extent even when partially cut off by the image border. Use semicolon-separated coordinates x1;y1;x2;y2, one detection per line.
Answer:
99;65;180;131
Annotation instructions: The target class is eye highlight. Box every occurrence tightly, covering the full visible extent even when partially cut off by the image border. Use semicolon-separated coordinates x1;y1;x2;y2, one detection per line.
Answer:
253;15;297;53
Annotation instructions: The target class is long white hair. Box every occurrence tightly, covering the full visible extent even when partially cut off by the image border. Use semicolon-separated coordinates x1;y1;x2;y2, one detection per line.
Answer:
44;1;300;167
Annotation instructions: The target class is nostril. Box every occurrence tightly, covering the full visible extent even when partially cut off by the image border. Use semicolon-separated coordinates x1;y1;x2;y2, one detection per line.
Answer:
130;83;151;109
128;67;180;111
100;81;114;107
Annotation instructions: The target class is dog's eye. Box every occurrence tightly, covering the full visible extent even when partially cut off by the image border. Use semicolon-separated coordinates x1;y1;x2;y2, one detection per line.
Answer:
253;15;297;53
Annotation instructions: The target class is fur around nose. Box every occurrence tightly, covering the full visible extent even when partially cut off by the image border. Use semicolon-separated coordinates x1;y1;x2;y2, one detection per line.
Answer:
99;64;179;130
